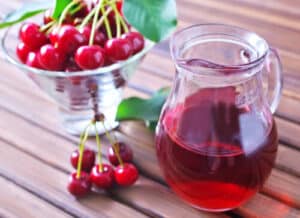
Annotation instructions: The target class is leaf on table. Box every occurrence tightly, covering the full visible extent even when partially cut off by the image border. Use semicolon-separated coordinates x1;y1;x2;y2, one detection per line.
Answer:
116;87;170;124
52;0;72;20
123;0;178;42
0;1;52;29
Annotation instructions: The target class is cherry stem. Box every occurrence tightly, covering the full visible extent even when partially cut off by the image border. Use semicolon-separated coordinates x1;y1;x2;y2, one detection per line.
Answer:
101;121;124;166
101;6;112;39
90;0;103;45
40;20;55;33
119;13;129;33
95;7;113;30
93;122;103;172
79;6;97;29
110;2;121;37
58;0;80;26
76;122;92;179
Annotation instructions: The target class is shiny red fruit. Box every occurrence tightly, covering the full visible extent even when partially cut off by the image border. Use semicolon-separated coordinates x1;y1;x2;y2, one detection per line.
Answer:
90;164;114;189
49;26;60;45
80;26;106;46
70;149;96;172
20;23;48;49
55;25;85;55
105;38;133;62
121;32;145;54
39;44;66;71
16;42;32;63
114;163;139;186
26;52;43;69
108;142;133;166
75;45;105;70
67;172;91;197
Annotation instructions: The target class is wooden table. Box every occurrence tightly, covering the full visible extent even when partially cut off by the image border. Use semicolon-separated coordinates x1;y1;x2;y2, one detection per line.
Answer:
1;1;300;217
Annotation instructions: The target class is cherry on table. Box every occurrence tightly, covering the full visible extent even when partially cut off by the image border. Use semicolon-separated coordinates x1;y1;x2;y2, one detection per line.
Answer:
115;163;139;186
26;52;43;69
55;25;85;55
20;23;48;49
75;45;105;70
39;44;66;71
90;164;114;189
16;42;32;63
108;142;133;166
70;149;96;172
105;38;133;62
121;32;145;54
67;171;91;197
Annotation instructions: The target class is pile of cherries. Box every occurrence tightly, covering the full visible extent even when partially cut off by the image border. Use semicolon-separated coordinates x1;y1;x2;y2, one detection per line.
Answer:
68;118;138;197
16;0;145;71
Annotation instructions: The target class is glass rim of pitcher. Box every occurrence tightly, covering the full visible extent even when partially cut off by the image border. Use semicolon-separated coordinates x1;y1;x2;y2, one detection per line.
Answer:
170;23;269;78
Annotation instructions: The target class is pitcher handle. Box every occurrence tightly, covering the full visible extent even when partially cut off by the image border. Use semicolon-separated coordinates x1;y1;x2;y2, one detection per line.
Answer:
265;48;283;114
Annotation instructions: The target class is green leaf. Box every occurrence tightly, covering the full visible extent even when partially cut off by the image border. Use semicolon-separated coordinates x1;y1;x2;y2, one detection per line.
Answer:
52;0;72;19
123;0;177;42
0;1;52;29
116;87;170;122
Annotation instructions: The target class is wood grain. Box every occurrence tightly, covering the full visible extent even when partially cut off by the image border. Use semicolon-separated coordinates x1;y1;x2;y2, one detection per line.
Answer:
0;107;220;218
0;176;71;218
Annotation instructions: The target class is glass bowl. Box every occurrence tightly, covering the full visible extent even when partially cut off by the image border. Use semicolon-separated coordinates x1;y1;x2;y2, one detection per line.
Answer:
1;22;154;135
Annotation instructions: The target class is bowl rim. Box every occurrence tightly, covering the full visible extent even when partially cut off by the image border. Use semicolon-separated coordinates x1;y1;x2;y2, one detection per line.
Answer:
1;24;155;78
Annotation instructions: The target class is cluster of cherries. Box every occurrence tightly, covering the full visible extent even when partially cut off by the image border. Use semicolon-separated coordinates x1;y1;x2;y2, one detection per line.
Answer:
16;0;145;71
68;117;138;197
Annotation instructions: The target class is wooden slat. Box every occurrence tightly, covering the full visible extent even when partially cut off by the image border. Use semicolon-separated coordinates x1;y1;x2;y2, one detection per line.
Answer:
0;176;71;218
0;54;300;212
178;0;300;56
0;105;220;218
0;141;146;218
0;82;299;218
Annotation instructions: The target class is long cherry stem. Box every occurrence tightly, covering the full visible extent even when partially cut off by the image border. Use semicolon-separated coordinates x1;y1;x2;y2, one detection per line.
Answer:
101;121;123;166
101;6;112;39
95;7;113;30
79;6;97;29
76;123;92;179
110;2;121;37
94;122;103;172
90;0;103;45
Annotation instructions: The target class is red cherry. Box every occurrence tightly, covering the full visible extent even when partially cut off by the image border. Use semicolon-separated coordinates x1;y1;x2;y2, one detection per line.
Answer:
55;25;85;55
20;23;48;49
75;45;105;70
43;9;53;24
70;149;96;172
104;38;133;62
114;163;139;186
49;26;60;45
16;42;32;63
90;164;114;189
26;52;43;69
39;44;66;71
121;32;145;54
67;172;91;197
80;26;106;46
108;142;133;166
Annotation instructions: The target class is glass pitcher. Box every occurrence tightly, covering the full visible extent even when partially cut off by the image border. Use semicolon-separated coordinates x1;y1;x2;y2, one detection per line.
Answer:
155;24;283;212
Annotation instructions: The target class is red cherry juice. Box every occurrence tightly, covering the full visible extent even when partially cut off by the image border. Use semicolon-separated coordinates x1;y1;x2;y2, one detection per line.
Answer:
156;88;278;211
